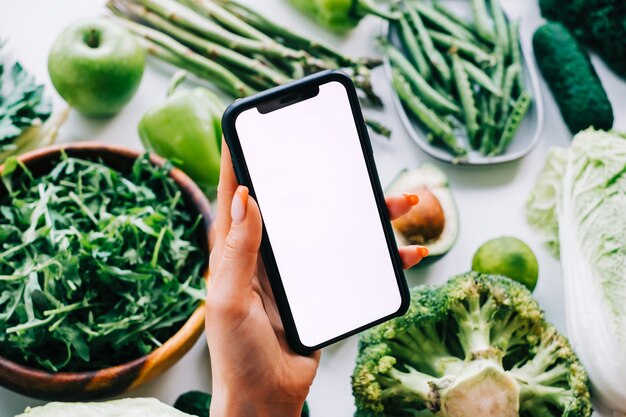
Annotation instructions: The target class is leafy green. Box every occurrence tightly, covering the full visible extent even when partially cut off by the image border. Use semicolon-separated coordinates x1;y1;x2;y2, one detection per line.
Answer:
525;147;568;257
0;153;206;372
16;398;194;417
527;129;626;412
0;45;52;152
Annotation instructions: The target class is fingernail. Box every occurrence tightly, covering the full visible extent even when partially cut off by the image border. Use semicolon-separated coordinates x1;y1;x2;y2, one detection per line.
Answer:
418;246;429;257
231;186;248;224
403;193;419;206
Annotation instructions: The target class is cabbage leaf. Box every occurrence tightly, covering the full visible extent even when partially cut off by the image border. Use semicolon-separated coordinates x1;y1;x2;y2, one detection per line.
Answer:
526;147;569;257
16;398;193;417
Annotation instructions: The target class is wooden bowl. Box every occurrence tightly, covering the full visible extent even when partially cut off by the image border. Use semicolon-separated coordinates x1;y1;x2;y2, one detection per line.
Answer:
0;142;213;401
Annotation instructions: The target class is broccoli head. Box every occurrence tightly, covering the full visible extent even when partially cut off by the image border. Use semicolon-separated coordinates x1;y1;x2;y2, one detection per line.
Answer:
352;272;592;417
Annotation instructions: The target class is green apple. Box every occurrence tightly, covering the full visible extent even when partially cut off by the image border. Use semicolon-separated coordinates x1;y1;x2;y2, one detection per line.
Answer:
48;18;145;117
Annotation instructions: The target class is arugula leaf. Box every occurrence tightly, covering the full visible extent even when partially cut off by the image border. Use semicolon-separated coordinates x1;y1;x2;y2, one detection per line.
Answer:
0;154;206;372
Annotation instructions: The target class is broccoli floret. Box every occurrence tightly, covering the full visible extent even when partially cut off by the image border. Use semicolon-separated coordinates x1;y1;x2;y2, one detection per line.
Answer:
533;23;613;133
539;0;626;77
352;272;592;417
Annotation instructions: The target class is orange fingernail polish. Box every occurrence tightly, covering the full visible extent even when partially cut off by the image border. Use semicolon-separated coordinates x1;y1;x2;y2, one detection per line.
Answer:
403;193;419;206
418;246;429;257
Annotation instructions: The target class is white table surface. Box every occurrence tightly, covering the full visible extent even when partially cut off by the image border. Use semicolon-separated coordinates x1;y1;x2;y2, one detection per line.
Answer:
1;1;625;416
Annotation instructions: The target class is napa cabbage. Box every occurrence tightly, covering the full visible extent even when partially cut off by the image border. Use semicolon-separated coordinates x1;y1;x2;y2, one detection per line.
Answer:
527;129;626;414
16;398;193;417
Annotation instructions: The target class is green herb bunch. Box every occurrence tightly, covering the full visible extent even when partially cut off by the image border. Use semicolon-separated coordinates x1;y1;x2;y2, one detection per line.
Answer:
0;42;52;153
0;154;206;372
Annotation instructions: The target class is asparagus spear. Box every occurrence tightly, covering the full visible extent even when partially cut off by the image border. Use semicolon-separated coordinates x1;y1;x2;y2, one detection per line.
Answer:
218;0;380;69
110;0;384;112
114;0;290;85
135;0;305;59
108;14;255;97
364;119;392;139
176;0;273;43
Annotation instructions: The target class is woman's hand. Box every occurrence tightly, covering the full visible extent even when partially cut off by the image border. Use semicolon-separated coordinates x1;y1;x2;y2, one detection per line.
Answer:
206;141;428;417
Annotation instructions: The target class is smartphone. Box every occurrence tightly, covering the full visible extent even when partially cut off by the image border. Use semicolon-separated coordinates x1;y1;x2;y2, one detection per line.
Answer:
222;70;409;354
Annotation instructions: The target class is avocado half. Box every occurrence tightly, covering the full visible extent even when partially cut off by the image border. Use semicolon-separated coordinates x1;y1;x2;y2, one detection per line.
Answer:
386;164;459;265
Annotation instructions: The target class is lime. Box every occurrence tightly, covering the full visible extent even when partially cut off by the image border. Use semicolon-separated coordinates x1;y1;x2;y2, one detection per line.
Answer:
472;237;539;291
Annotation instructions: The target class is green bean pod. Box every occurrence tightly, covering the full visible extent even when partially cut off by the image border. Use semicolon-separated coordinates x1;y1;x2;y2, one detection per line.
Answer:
413;2;478;44
405;5;451;87
432;2;479;39
499;64;521;129
383;42;460;115
397;15;431;80
496;91;531;154
462;60;502;96
471;0;495;43
509;19;524;93
451;53;479;142
429;30;495;66
391;69;467;156
486;49;505;153
433;82;455;102
478;94;493;152
490;0;510;58
492;46;505;87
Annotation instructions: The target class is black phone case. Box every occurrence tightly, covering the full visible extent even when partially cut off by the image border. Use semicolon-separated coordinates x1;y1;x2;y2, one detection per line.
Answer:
221;70;409;355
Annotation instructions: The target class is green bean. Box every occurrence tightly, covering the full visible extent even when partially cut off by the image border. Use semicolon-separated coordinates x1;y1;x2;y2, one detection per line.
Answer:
477;93;496;153
495;92;531;154
471;0;494;43
391;69;467;156
451;53;479;143
492;46;505;87
396;16;431;80
478;130;493;155
509;19;524;94
382;41;460;115
462;60;502;96
485;49;504;153
432;1;478;37
405;5;451;88
490;0;510;58
499;64;521;129
429;30;495;66
483;100;498;154
413;2;478;44
433;82;454;100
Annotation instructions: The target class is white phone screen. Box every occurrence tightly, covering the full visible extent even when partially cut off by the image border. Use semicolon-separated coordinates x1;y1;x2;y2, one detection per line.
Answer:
234;80;402;347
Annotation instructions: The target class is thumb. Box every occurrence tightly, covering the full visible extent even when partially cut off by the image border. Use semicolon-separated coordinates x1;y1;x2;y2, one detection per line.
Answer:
212;186;263;295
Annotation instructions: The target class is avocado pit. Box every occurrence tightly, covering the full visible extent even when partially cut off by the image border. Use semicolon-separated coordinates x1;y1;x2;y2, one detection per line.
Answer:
393;186;445;244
